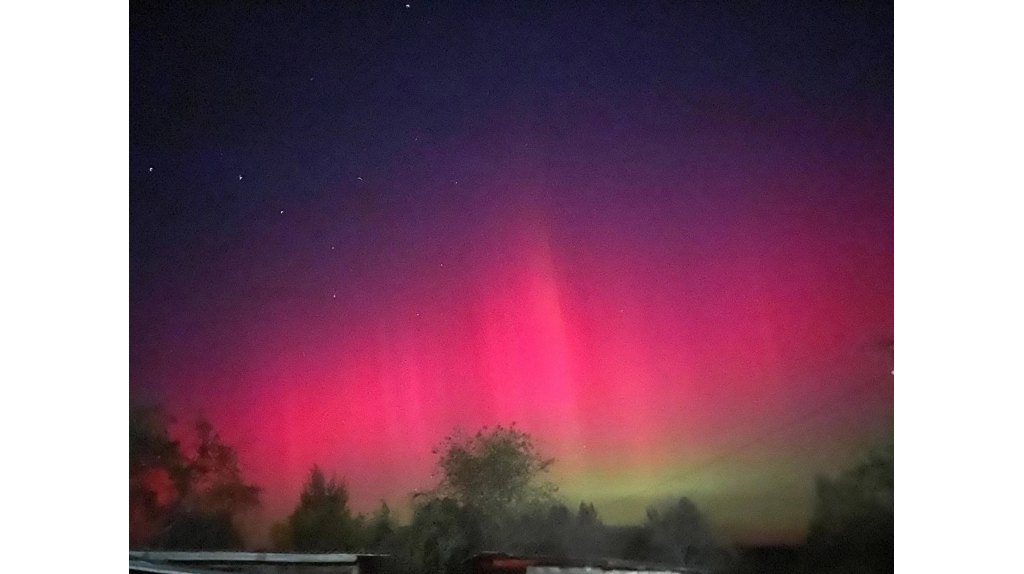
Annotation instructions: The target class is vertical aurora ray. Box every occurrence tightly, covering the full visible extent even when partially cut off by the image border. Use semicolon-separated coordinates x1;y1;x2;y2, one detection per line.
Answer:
151;171;891;544
132;1;893;545
138;91;892;545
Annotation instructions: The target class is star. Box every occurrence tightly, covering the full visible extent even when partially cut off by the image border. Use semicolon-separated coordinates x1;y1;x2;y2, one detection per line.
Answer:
357;176;363;181
279;210;284;214
405;4;410;7
238;175;243;180
148;167;153;172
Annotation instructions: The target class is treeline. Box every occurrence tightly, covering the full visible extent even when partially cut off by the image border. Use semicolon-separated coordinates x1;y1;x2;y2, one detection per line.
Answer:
130;406;892;574
271;469;730;573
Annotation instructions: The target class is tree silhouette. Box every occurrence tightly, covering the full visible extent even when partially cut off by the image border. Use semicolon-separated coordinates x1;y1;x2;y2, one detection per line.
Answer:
161;416;260;549
129;407;259;549
269;520;293;552
180;417;260;516
577;501;600;526
130;406;186;546
642;497;722;567
431;424;556;519
804;442;893;573
404;497;484;574
568;501;606;558
395;425;558;573
616;497;726;568
365;501;398;550
286;465;360;551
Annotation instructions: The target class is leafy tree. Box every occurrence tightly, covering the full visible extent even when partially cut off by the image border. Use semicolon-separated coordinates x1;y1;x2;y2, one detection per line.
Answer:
161;416;260;549
130;406;186;545
642;497;723;567
432;424;556;519
804;442;893;573
397;425;558;572
619;524;657;563
180;417;260;516
502;502;573;557
287;465;360;551
129;407;260;549
577;501;600;526
365;501;398;551
399;496;484;574
616;498;726;568
570;501;607;558
162;511;245;549
130;406;186;476
269;520;293;551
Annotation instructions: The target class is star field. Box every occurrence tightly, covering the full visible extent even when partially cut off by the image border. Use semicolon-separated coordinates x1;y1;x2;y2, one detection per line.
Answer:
131;0;893;544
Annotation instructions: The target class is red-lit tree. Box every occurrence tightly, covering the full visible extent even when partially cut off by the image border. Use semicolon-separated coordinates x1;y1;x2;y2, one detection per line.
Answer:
129;406;260;549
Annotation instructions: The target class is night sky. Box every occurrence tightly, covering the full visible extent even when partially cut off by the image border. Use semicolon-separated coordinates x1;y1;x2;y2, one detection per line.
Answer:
131;1;893;544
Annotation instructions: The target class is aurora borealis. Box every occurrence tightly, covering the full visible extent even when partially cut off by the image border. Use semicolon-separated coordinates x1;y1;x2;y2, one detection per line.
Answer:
131;1;893;545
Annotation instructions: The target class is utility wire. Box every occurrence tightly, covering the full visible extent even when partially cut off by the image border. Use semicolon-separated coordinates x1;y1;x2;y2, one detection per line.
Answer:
599;375;890;510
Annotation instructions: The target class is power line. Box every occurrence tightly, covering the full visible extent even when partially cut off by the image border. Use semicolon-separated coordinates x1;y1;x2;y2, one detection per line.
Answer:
599;375;890;510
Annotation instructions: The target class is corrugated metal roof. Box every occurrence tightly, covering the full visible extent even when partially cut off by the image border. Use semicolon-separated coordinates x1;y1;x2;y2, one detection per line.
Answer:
129;559;228;574
129;551;377;564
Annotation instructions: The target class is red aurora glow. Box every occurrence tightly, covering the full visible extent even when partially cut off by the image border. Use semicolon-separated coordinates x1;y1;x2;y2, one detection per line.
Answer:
155;165;892;544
